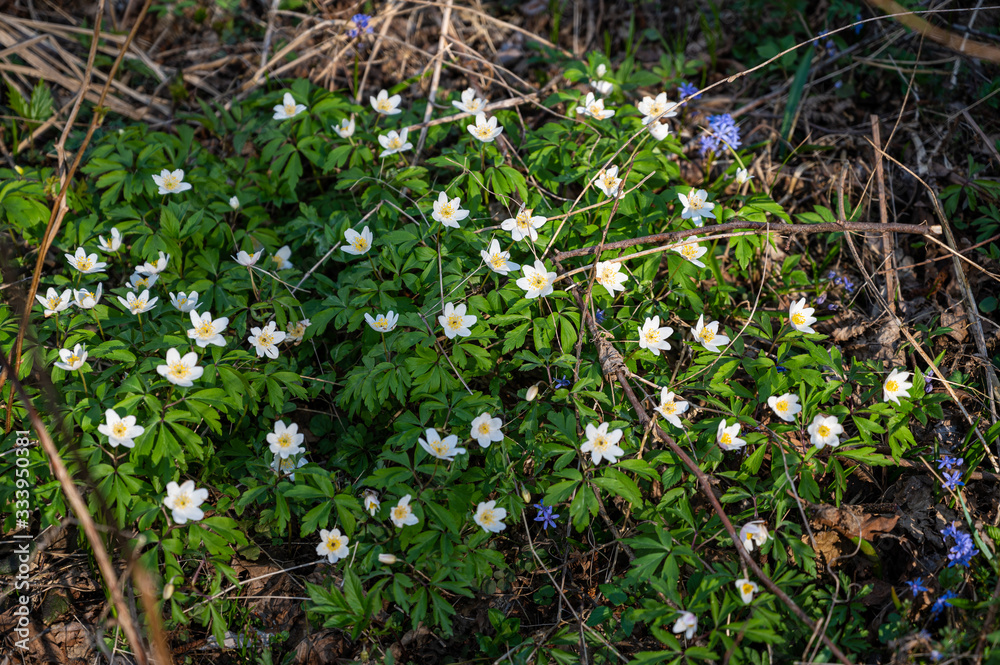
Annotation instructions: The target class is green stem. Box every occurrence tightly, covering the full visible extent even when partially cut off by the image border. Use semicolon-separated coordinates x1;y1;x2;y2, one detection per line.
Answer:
79;370;88;397
381;332;391;362
93;310;106;341
138;313;147;344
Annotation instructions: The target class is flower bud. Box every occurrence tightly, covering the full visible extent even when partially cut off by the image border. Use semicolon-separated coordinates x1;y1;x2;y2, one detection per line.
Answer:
378;553;397;564
526;384;539;401
163;584;174;600
519;483;531;503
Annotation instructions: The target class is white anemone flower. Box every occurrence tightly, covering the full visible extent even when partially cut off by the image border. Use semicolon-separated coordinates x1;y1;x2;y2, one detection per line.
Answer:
128;271;159;291
365;311;398;333
432;192;470;228
595;261;628;296
468;113;503;143
229;196;240;209
884;368;914;405
654;389;689;428
164;480;208;524
378;129;412;157
370;89;402;115
481;239;520;275
98;228;122;252
152;169;192;195
575;92;616;121
516;260;556;299
316;528;350;563
672;242;708;268
581;422;625;465
136;251;170;276
637;92;679;125
272;245;294;270
286;319;310;344
268;421;305;459
648;121;671;141
672;612;698;640
273;93;306;120
716;419;747;451
474;500;507;533
470;413;503;448
97;408;145;448
233;248;265;267
638;316;673;356
187;310;229;348
678;189;716;227
342;226;373;255
453;88;487;114
73;284;104;310
736;578;759;604
334;118;356;138
501;207;546;243
271;454;308;480
117;289;158;315
169;291;199;312
390;494;420;528
156;348;204;387
594;165;624;198
419;427;466;462
54;344;88;371
439;302;476;339
788;298;817;334
590;79;613;96
692;315;730;353
65;247;107;274
735;168;753;185
248;321;286;359
378;553;397;564
36;287;72;316
808;414;844;449
739;520;769;551
363;490;381;516
767;393;801;422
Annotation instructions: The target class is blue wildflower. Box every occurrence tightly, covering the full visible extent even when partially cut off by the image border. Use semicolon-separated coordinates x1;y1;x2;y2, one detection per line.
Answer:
931;591;957;615
942;521;978;567
937;455;961;470
855;14;863;34
594;309;605;324
348;13;373;37
942;470;964;491
826;270;837;280
827;303;838;311
925;369;935;393
533;502;560;530
776;365;788;373
816;292;827;305
904;578;930;597
699;114;741;156
553;375;571;390
930;650;942;662
677;82;700;100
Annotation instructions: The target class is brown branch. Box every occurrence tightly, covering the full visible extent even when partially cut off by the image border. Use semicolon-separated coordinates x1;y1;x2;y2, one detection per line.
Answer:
553;220;936;261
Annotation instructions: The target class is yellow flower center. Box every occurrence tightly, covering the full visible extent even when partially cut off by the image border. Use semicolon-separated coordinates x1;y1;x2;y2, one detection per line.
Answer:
681;245;699;259
430;439;448;455
476;125;492;139
446;314;464;331
258;332;274;347
516;209;532;224
387;136;402;150
132;298;147;312
775;400;788;413
700;328;715;343
742;583;754;595
277;433;292;449
78;257;93;271
198;323;215;338
528;273;548;289
599;266;616;283
351;236;369;252
393;505;408;521
650;101;665;116
645;329;660;344
720;433;732;445
113;422;128;437
589;103;606;119
373;316;389;331
439;203;454;218
490;254;507;270
176;296;187;304
278;458;295;471
377;99;392;112
792;312;805;325
136;277;149;287
162;175;178;191
886;380;898;392
660;402;676;414
592;435;608;452
467;100;482;112
479;509;496;526
602;174;617;189
688;195;703;209
67;354;80;364
326;535;342;551
284;103;297;116
169;363;191;380
478;422;492;435
817;425;831;438
47;297;58;308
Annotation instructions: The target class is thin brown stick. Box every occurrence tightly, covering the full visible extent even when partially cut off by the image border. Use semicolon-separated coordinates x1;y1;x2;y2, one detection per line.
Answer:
411;0;454;163
0;355;149;664
553;219;937;261
871;116;897;316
